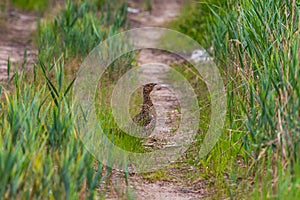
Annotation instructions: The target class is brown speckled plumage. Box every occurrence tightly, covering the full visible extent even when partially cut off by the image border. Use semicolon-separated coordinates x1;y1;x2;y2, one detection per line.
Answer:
133;83;157;127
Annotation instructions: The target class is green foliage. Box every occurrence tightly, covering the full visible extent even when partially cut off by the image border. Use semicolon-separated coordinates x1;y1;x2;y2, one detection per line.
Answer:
10;0;48;11
210;0;300;197
170;0;228;48
5;0;299;198
171;0;300;197
98;107;149;153
212;0;300;162
0;70;100;199
0;0;131;198
169;1;249;196
38;0;128;60
142;0;152;12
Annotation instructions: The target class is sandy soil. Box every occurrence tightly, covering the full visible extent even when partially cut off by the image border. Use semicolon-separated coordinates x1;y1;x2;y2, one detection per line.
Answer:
0;8;37;81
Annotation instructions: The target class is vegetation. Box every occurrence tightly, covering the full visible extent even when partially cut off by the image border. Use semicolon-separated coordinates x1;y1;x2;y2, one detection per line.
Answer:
1;68;99;199
38;0;128;59
172;0;300;198
0;0;132;198
10;0;48;11
1;0;299;199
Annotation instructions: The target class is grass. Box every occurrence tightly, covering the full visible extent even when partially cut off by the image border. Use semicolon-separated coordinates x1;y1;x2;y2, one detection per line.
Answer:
168;0;299;198
2;0;299;198
0;1;8;28
142;0;152;12
11;0;48;11
167;1;250;198
0;0;132;198
133;57;248;198
1;0;246;198
38;0;128;60
209;0;299;198
168;0;228;48
0;66;100;199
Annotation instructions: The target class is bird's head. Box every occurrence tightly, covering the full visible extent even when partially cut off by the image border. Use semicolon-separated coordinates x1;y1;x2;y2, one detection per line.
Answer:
143;83;157;95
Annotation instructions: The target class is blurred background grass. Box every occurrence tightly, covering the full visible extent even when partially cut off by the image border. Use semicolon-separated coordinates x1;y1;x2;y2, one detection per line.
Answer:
11;0;48;11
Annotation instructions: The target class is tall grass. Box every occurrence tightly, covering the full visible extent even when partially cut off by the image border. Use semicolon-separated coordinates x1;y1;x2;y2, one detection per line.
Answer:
171;0;300;198
169;0;228;48
0;65;101;199
38;0;128;60
170;1;249;197
209;0;300;197
0;0;132;198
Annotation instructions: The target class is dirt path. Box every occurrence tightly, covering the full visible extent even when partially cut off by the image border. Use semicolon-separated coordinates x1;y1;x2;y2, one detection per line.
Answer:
102;1;211;199
0;8;37;81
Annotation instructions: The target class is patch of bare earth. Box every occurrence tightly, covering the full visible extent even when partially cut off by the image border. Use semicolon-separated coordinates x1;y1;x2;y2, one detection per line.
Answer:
100;0;213;199
0;8;37;81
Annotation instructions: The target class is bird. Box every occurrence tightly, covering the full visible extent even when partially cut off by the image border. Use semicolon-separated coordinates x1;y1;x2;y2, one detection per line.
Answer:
132;83;157;135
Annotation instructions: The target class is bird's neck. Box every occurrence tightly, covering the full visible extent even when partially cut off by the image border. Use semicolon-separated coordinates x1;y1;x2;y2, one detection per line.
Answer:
143;94;153;106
